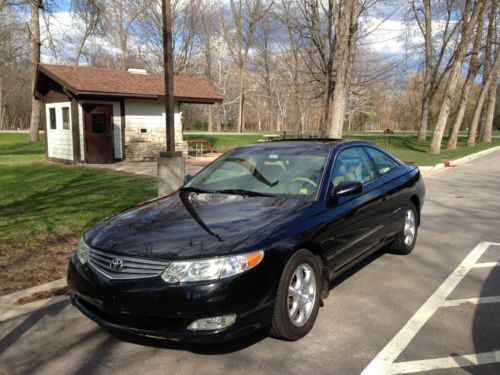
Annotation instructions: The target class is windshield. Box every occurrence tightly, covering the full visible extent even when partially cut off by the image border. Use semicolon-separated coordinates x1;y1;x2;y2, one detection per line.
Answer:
185;145;329;199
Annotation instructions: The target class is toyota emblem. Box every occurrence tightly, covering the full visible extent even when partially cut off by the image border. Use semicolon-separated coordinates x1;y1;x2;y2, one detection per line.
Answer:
110;258;124;271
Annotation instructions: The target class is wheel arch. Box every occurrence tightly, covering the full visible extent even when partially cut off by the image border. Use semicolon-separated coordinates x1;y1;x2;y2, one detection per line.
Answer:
410;195;421;225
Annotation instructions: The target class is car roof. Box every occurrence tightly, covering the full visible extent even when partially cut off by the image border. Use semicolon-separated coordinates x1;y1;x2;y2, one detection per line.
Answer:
239;138;375;150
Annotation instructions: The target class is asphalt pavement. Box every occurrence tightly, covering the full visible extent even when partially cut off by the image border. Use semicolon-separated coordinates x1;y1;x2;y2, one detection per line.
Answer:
1;150;500;375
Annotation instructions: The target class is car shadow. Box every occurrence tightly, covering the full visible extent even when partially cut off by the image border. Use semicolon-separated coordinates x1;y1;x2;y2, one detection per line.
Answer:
329;248;386;289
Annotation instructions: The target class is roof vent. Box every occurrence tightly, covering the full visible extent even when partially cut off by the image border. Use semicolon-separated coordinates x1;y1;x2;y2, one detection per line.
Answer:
127;68;147;75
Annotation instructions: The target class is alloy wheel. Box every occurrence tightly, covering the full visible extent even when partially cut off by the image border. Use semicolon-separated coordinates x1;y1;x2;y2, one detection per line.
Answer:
287;263;317;327
404;208;416;247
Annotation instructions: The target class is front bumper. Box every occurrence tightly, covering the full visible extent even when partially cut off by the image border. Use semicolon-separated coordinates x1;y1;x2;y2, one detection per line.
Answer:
67;253;279;343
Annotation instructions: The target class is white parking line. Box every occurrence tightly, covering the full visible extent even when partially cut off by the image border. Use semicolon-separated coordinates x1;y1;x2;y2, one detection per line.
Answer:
472;262;500;268
389;351;500;374
362;241;500;375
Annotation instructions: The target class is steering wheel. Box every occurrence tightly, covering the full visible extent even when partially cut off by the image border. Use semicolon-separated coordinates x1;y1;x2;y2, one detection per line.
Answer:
288;177;318;194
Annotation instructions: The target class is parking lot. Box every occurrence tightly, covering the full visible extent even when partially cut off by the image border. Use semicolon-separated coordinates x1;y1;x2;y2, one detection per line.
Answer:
1;150;500;375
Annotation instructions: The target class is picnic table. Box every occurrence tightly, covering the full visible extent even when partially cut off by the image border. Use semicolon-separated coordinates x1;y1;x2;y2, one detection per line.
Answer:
187;139;208;157
263;134;280;141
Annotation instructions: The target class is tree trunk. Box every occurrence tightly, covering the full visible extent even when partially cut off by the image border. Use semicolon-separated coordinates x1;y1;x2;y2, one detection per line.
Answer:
481;77;497;143
329;81;346;138
328;0;359;140
215;103;221;131
417;96;430;142
477;1;496;137
29;0;42;144
416;0;432;143
207;104;213;132
319;90;330;137
428;2;484;154
237;65;245;133
467;49;500;147
0;76;3;130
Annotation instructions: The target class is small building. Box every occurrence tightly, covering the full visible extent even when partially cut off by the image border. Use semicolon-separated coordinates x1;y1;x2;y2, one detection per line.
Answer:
34;64;223;163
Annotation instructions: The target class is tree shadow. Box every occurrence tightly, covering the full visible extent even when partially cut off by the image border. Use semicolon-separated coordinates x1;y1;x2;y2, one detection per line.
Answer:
469;257;500;374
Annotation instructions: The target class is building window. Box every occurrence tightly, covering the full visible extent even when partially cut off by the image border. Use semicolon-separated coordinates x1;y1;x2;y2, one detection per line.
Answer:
91;113;108;134
49;108;56;130
62;107;70;130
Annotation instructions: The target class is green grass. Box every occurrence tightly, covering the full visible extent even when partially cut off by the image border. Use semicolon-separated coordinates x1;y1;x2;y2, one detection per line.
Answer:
346;135;500;166
184;133;262;152
0;133;157;250
185;131;500;166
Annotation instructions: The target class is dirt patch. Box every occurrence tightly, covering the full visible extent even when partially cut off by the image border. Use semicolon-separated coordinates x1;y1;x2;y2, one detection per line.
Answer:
0;231;79;297
15;286;69;305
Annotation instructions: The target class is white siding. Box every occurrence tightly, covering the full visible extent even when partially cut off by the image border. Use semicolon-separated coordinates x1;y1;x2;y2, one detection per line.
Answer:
46;102;73;161
125;99;183;144
78;101;122;161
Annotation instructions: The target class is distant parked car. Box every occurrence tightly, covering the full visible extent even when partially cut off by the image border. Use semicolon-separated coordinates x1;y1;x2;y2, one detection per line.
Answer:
68;139;425;342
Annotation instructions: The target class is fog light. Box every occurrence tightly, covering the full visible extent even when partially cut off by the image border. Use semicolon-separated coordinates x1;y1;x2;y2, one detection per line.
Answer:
187;314;236;331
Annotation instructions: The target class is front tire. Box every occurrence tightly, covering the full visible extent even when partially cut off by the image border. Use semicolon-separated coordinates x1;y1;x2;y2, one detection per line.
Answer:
388;202;418;255
270;249;321;341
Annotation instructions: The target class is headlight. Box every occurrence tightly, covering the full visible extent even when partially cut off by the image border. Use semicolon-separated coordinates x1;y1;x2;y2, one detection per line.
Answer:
161;251;264;284
76;238;90;265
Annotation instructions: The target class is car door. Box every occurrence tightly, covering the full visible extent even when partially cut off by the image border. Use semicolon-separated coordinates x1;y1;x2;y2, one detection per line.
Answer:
364;146;406;236
316;147;391;274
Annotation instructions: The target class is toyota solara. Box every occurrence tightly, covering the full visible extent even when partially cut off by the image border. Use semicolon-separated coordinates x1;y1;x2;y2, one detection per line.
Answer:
68;139;425;342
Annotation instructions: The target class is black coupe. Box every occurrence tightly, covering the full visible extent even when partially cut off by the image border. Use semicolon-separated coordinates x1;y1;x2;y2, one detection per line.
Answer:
68;139;425;342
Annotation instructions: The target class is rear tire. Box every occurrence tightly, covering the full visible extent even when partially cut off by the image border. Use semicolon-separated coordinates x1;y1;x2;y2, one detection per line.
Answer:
270;249;321;341
388;202;418;255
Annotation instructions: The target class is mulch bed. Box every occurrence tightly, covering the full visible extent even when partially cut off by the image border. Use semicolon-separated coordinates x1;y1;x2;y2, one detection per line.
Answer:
0;232;79;297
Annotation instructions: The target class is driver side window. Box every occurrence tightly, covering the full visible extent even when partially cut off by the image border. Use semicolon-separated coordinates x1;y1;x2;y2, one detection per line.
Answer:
331;147;377;188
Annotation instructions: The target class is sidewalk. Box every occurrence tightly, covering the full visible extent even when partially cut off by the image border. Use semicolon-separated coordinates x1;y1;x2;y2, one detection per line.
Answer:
82;154;221;178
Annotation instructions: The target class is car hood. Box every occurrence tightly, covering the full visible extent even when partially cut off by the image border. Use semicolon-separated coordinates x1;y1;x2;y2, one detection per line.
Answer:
84;191;309;260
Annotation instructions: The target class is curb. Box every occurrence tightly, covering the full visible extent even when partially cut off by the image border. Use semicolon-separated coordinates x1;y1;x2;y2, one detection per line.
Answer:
0;278;67;321
420;145;500;176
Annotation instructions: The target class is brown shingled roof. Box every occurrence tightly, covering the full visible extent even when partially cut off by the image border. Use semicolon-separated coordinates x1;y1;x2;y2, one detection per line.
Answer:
37;64;223;103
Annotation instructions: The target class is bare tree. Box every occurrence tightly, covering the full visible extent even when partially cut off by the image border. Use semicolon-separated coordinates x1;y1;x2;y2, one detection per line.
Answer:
411;0;461;142
479;0;498;143
70;0;104;65
467;48;500;147
104;0;151;70
328;0;361;139
428;0;485;154
222;0;273;133
446;10;485;150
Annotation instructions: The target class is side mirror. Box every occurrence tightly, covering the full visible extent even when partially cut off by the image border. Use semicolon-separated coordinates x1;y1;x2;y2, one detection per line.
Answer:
184;175;194;185
332;182;362;200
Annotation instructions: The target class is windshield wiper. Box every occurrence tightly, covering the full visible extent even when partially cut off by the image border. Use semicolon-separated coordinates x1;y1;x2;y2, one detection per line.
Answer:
215;189;276;197
179;186;213;193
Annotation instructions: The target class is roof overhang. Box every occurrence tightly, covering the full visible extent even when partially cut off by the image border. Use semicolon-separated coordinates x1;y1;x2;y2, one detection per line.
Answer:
35;64;224;104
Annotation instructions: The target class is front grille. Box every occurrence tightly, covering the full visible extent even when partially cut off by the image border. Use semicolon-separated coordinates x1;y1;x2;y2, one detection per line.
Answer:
88;248;170;280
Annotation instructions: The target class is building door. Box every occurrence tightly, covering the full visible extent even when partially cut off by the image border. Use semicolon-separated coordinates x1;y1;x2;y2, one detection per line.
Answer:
84;104;114;163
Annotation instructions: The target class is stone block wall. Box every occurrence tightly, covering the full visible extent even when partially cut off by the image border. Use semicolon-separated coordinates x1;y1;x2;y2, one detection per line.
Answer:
123;99;187;161
124;127;187;161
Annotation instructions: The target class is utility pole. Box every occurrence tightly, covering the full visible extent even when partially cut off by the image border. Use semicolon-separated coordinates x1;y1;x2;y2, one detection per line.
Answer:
162;0;177;154
157;0;185;196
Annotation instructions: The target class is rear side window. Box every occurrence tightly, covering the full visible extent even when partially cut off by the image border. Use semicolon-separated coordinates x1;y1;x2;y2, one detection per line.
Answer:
331;147;377;188
365;147;400;176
